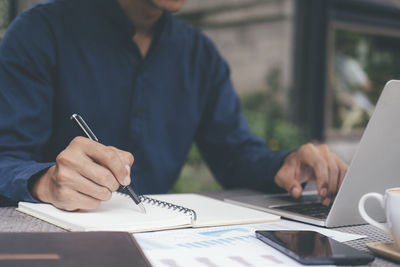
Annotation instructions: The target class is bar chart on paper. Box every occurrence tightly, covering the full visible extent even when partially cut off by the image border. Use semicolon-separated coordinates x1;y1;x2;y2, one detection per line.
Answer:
135;224;307;267
175;228;253;249
135;219;363;266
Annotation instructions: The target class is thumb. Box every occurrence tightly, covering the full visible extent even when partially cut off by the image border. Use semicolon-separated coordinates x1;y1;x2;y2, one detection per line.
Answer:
289;183;303;198
275;172;303;198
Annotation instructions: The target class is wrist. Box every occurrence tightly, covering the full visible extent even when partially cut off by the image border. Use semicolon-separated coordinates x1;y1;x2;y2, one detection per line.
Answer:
30;165;55;203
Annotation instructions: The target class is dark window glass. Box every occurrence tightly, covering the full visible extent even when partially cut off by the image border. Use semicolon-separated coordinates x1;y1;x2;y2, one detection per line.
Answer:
327;25;400;140
0;0;11;40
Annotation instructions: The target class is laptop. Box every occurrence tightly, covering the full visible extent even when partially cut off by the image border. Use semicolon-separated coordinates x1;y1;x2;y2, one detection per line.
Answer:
226;80;400;227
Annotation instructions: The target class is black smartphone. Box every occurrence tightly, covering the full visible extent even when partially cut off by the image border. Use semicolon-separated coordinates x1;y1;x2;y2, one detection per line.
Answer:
255;230;374;265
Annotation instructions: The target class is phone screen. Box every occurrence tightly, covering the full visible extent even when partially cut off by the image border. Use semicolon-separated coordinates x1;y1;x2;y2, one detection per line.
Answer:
255;230;374;265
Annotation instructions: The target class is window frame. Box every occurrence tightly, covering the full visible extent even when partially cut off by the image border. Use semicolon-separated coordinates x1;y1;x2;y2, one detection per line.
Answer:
0;0;15;40
292;0;400;141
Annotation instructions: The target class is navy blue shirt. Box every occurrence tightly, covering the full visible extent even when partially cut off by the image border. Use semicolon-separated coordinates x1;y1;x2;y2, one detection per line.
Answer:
0;0;288;202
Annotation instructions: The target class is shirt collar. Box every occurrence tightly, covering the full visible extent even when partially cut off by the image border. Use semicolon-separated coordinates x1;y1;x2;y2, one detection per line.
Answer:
98;0;136;38
98;0;171;42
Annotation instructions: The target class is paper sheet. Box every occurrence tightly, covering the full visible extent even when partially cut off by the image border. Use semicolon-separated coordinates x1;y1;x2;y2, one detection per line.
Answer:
134;220;365;267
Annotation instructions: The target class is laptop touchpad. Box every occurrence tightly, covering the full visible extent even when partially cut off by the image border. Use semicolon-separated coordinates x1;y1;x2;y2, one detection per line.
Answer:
265;193;321;208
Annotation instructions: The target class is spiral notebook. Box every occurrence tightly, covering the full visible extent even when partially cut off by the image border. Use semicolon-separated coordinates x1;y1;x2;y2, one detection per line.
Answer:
17;193;280;233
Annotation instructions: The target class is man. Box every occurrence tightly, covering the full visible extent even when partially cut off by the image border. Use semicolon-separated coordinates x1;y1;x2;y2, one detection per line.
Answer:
0;0;347;211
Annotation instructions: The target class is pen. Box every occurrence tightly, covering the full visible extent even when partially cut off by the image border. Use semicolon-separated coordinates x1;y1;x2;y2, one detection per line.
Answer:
70;113;146;214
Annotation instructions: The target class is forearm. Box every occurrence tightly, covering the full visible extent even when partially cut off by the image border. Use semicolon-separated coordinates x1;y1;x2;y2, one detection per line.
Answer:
0;156;54;202
200;137;291;193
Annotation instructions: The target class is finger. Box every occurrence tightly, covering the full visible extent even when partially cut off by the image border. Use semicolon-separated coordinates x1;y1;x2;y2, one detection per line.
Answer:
73;176;113;202
109;146;134;167
75;180;112;202
54;165;113;201
327;157;348;205
298;144;329;198
108;146;134;186
323;152;339;202
274;163;303;198
56;142;121;191
70;137;130;186
76;192;102;210
53;187;102;211
91;146;129;185
76;158;120;192
336;156;348;189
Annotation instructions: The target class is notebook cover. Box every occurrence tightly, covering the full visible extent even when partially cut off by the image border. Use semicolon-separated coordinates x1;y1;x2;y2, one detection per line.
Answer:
0;232;151;267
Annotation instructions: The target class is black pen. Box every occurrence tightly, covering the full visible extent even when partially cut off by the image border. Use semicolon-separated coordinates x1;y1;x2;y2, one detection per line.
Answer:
70;113;146;214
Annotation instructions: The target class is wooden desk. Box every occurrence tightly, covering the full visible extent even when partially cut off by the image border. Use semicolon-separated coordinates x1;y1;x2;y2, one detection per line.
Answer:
0;190;398;266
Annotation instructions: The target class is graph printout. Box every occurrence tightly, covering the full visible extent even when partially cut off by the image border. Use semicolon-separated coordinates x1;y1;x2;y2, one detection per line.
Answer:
134;220;362;267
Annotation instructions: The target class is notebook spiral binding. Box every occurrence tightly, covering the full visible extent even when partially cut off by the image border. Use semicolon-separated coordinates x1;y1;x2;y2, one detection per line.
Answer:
139;195;197;221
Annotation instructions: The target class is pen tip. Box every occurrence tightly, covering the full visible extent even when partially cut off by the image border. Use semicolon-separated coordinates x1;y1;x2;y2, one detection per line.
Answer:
139;203;146;214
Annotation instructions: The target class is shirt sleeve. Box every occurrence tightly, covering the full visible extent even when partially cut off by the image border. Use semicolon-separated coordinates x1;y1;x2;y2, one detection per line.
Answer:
194;36;290;193
0;9;56;202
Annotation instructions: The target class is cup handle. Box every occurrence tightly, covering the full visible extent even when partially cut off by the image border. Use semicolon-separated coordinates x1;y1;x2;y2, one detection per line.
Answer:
358;192;389;233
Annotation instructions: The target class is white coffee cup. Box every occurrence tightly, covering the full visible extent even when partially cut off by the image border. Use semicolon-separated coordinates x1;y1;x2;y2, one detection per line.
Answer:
359;188;400;247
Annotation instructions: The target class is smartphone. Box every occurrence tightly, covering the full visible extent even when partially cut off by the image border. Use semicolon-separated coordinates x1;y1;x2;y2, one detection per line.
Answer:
255;230;374;265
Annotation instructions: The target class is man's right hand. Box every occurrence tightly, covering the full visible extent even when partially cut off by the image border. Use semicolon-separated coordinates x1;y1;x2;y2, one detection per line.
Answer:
31;136;134;211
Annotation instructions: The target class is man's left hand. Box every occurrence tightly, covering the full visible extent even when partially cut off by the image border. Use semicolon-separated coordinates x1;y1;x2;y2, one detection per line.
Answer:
274;143;348;206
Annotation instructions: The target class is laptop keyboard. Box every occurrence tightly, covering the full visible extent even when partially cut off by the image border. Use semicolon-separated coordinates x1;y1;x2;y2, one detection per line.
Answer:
272;203;331;219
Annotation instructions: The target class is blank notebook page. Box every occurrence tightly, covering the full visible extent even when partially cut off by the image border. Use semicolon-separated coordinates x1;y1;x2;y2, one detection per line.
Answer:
18;193;280;232
149;193;280;227
18;193;192;232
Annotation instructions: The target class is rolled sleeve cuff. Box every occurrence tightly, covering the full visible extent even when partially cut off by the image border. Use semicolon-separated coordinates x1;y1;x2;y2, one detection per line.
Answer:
11;162;55;203
250;149;293;193
266;150;292;179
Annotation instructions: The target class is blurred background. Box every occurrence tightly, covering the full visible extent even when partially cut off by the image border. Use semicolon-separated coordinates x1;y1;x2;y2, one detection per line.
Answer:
2;0;400;193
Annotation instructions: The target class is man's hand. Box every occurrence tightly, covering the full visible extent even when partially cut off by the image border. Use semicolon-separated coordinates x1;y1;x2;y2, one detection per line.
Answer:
31;136;134;211
274;143;348;206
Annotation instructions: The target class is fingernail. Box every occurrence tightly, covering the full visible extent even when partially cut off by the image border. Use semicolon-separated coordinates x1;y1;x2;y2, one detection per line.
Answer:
123;176;131;186
123;165;131;185
320;188;327;197
323;198;330;206
291;187;300;197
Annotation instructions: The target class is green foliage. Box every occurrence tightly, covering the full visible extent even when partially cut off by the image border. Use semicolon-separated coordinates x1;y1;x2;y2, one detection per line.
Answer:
241;67;307;151
169;163;222;193
268;120;306;150
0;0;11;39
185;142;202;165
